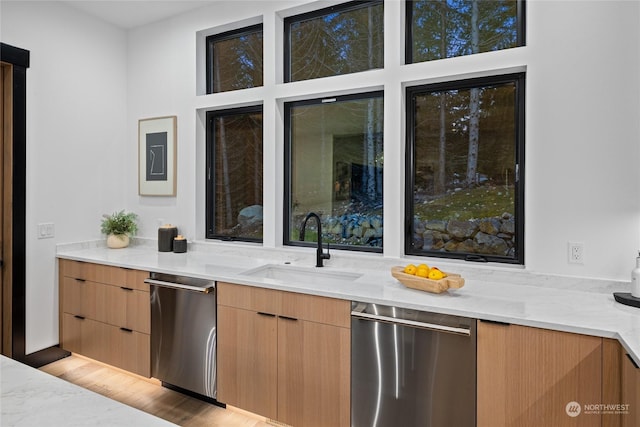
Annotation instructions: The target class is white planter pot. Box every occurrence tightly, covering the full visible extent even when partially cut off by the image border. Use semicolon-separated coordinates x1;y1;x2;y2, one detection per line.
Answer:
107;234;130;249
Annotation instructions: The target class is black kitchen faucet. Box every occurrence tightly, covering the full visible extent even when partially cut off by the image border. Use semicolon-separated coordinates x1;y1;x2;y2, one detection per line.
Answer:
299;212;331;267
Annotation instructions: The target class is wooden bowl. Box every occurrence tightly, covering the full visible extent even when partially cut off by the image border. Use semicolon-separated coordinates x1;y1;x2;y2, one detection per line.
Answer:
391;266;465;294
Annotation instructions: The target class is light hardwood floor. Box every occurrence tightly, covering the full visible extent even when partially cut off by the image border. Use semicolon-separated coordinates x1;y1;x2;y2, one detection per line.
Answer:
40;354;273;427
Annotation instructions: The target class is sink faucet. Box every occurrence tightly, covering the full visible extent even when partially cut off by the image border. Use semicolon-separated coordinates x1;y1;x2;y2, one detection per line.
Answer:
299;212;330;267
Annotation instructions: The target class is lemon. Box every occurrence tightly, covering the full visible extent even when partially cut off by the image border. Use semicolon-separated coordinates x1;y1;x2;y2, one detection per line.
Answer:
417;263;429;271
403;264;417;275
428;268;445;280
416;267;429;278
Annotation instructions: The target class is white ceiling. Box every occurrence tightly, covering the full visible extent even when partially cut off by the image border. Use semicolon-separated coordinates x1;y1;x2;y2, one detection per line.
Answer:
63;1;218;29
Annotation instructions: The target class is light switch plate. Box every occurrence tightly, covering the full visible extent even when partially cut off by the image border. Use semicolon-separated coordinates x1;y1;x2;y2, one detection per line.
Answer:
38;223;55;239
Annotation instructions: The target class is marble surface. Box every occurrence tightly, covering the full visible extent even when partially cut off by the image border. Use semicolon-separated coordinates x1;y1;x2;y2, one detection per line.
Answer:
0;355;177;427
56;239;640;365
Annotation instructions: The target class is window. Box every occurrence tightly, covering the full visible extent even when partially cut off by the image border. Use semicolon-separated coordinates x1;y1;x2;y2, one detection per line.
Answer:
206;106;263;241
206;24;263;93
285;92;384;252
406;74;525;263
284;0;384;83
406;0;525;64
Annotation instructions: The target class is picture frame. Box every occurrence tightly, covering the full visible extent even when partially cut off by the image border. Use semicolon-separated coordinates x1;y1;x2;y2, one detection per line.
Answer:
138;116;177;196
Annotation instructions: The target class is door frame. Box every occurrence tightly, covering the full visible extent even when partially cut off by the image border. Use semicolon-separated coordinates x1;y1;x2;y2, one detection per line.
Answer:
1;43;29;361
1;43;69;367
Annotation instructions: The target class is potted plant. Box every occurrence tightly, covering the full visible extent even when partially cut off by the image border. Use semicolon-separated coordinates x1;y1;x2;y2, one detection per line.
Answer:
101;210;138;249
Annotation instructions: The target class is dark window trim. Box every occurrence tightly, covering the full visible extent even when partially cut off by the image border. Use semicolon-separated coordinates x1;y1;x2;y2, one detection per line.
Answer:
405;73;525;264
283;0;384;83
405;0;527;65
205;105;263;242
284;90;384;253
205;23;263;94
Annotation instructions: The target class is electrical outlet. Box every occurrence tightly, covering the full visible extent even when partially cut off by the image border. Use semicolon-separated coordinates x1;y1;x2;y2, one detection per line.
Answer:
568;241;584;264
37;223;55;239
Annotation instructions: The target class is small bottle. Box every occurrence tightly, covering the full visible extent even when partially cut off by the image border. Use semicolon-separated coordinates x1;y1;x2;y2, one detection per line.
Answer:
632;251;640;298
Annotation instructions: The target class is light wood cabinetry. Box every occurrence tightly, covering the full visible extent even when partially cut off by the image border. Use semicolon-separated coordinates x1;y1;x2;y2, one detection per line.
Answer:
217;282;350;427
59;259;150;377
478;321;604;427
621;349;640;427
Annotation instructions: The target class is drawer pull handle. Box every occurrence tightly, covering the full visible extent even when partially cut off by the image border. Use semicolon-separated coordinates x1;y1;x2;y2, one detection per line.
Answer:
279;315;298;322
75;278;86;282
74;315;85;320
120;286;134;291
120;327;133;333
257;312;276;317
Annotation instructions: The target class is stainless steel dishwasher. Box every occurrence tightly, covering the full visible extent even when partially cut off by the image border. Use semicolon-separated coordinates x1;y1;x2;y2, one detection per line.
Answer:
146;273;217;400
351;302;476;427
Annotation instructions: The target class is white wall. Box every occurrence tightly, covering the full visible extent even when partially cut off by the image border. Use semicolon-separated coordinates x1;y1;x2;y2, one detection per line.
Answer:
127;0;640;280
1;1;128;353
1;0;639;353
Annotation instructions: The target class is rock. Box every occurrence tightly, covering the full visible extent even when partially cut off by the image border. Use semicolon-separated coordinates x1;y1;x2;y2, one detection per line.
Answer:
478;218;501;235
447;220;478;240
414;218;425;235
425;220;447;233
457;238;479;253
500;218;515;234
475;232;509;255
238;205;263;228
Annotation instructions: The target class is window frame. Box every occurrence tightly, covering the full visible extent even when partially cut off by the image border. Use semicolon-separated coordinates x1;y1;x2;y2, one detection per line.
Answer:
283;90;385;253
405;73;526;264
405;0;527;65
205;105;264;242
205;23;263;94
283;0;384;83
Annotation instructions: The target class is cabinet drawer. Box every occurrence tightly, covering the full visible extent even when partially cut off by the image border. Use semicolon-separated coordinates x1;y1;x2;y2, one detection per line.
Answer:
104;285;150;334
60;259;149;291
60;259;95;281
103;325;150;377
218;282;281;314
61;313;107;362
61;277;99;318
280;291;350;328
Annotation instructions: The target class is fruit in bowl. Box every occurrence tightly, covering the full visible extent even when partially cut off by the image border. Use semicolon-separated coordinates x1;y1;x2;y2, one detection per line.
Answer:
392;263;464;294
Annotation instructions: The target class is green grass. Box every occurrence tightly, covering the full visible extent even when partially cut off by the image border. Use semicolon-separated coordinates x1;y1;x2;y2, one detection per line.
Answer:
414;185;514;221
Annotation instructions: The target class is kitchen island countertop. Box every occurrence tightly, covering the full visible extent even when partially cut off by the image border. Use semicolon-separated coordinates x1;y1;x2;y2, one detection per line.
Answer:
0;355;177;427
56;239;640;365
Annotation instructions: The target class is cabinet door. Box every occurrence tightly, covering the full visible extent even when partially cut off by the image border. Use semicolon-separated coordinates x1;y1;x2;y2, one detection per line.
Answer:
277;317;351;427
217;305;278;419
622;352;640;427
478;322;602;427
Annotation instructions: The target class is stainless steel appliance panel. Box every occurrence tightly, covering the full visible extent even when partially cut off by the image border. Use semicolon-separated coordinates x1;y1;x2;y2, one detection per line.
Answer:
149;274;216;399
351;303;476;427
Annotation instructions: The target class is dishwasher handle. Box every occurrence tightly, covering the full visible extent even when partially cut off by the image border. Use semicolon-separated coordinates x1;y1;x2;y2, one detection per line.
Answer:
351;306;471;336
144;278;214;294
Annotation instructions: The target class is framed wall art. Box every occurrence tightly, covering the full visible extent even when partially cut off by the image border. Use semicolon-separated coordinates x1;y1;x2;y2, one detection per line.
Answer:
138;116;177;196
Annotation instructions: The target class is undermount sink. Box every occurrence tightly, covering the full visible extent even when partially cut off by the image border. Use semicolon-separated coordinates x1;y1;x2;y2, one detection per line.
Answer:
240;264;362;285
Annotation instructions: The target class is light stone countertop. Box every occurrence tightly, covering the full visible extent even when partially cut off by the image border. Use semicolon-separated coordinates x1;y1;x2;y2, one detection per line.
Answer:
0;355;177;427
56;239;640;365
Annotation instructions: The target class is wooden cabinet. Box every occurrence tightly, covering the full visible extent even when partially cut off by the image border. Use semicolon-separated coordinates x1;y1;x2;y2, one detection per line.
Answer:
59;259;150;377
621;349;640;427
217;282;350;427
478;321;604;427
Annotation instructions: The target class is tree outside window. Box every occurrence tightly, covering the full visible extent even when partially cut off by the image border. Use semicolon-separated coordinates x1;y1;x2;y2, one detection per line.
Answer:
206;24;263;93
407;0;524;64
406;74;524;263
285;1;384;82
206;107;263;241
